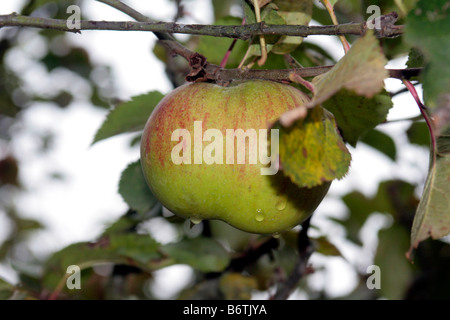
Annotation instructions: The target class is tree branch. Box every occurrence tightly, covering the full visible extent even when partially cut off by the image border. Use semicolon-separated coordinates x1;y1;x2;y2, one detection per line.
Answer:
0;13;403;40
271;217;314;300
0;6;418;84
206;65;422;83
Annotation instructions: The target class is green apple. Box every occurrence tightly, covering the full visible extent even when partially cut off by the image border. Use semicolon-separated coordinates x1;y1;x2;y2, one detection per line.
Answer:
140;80;330;234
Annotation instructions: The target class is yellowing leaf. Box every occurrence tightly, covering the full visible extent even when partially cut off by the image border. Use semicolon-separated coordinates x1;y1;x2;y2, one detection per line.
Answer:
276;106;351;188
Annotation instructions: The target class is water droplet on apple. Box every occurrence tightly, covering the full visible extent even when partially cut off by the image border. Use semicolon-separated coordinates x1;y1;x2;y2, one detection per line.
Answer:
255;209;265;222
190;217;202;225
272;232;281;238
275;196;287;211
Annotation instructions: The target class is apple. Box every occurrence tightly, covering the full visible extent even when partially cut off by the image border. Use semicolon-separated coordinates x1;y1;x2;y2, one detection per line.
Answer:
140;80;330;234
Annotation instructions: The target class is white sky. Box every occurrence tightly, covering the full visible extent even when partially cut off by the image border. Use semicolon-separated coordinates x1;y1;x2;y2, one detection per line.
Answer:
0;1;428;299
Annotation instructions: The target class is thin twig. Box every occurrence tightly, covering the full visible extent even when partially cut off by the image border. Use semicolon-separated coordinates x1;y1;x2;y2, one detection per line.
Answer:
252;0;267;66
283;54;303;68
220;18;246;68
227;237;279;272
403;79;436;152
322;0;350;53
379;114;424;124
271;217;314;300
389;81;420;97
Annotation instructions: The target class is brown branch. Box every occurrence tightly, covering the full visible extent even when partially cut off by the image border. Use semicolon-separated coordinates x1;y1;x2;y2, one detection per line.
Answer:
197;63;422;83
226;237;279;272
0;4;417;84
0;13;403;40
271;217;314;300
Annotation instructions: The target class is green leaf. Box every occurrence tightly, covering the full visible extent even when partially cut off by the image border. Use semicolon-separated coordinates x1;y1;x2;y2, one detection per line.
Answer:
101;209;162;236
313;236;343;256
195;16;248;67
160;237;230;273
394;0;419;16
276;106;351;188
92;91;164;144
290;41;337;67
0;278;15;300
22;0;82;17
280;31;388;129
109;233;161;265
118;160;158;215
372;180;419;221
261;4;287;42
406;47;425;68
336;191;374;245
410;130;450;252
271;0;313;54
336;181;418;245
212;0;236;19
323;90;393;147
246;4;287;58
406;121;430;147
243;0;257;24
361;129;397;161
219;273;257;300
375;225;414;299
43;233;167;289
404;0;450;110
312;31;388;107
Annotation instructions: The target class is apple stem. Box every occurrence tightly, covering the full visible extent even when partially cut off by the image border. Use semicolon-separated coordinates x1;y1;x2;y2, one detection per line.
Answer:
289;71;316;94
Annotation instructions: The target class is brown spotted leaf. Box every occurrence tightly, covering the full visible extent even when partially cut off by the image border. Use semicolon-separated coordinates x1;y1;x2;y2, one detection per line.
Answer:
275;106;351;188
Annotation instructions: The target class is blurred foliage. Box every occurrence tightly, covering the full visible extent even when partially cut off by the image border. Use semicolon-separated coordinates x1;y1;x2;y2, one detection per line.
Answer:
0;0;448;301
